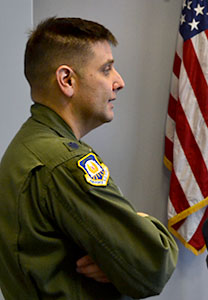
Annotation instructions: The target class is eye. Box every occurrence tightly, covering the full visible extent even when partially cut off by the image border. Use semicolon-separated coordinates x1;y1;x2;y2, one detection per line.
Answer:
103;64;112;75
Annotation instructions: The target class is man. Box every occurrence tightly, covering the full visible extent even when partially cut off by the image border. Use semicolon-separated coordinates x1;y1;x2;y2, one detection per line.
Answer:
0;17;178;299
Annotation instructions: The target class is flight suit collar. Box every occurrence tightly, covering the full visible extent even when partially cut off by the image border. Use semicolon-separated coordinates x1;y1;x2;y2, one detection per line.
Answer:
30;103;77;141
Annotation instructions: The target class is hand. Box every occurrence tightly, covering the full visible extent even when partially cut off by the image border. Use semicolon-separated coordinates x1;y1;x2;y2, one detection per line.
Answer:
76;255;110;283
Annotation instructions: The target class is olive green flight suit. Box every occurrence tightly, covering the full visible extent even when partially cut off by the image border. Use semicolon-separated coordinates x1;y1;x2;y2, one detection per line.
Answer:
0;103;178;300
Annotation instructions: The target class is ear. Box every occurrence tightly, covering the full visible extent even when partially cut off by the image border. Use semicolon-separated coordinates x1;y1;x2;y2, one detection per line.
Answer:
56;65;76;97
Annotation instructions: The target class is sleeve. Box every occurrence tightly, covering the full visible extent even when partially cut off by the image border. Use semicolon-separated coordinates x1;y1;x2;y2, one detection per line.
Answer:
45;153;178;299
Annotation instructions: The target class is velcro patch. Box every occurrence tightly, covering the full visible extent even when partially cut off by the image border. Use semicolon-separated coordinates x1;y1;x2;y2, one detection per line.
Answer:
78;153;109;186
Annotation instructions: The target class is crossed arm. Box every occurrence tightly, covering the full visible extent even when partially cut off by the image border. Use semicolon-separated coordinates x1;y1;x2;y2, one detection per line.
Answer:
76;212;149;283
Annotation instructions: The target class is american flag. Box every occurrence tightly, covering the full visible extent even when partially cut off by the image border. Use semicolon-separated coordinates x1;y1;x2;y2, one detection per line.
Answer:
164;0;208;255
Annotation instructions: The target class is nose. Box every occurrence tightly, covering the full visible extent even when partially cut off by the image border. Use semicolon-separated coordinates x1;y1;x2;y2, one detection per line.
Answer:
113;70;125;92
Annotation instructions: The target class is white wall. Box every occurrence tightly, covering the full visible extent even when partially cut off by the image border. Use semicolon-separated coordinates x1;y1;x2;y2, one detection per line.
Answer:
0;0;207;299
0;0;32;157
33;1;208;300
0;0;33;299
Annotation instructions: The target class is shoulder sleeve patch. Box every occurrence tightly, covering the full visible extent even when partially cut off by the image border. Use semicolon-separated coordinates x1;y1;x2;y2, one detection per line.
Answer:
77;153;110;186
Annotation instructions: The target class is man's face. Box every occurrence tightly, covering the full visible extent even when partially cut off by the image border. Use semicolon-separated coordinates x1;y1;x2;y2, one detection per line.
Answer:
73;41;125;129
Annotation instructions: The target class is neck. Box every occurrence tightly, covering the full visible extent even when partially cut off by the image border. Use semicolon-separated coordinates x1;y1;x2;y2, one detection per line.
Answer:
36;100;93;140
60;108;97;139
32;92;99;140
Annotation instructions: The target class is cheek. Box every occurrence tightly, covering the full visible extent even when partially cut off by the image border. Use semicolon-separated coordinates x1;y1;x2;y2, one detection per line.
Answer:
96;81;112;97
82;77;111;102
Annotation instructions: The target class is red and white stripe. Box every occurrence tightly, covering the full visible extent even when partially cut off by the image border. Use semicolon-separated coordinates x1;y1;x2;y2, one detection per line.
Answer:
165;29;208;255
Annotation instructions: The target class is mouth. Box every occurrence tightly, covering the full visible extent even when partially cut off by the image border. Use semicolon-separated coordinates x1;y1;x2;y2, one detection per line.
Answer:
108;98;116;102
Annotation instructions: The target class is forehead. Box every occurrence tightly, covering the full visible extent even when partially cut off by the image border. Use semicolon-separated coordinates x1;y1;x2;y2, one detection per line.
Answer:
88;41;114;67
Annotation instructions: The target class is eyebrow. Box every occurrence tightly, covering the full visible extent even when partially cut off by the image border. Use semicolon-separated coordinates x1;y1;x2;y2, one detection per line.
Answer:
101;59;114;69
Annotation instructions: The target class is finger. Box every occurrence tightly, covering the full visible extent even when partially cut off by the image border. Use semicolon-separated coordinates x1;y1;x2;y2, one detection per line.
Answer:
94;276;110;283
137;212;149;217
76;255;110;283
76;255;94;267
76;263;110;282
78;270;110;283
76;261;101;275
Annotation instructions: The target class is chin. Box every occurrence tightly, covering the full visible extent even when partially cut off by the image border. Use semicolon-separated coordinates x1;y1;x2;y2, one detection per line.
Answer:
97;112;114;126
107;110;114;121
105;114;114;123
